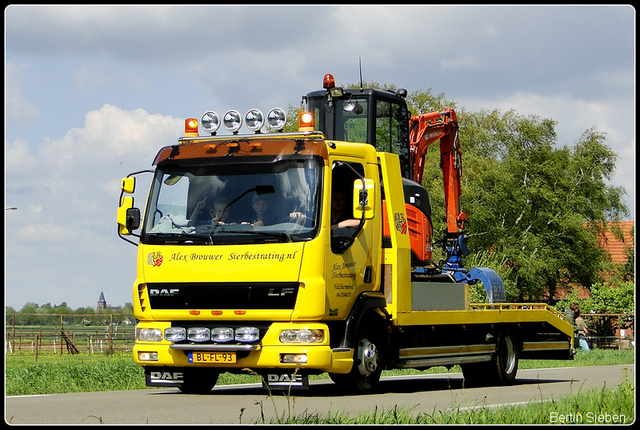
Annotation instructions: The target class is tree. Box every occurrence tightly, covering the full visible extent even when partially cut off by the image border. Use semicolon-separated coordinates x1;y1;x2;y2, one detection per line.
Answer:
447;110;628;301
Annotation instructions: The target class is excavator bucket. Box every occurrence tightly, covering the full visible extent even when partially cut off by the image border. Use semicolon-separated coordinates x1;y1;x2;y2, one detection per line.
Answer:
466;267;506;303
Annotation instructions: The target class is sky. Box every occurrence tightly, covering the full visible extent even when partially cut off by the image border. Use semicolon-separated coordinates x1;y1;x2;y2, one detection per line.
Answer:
4;5;635;311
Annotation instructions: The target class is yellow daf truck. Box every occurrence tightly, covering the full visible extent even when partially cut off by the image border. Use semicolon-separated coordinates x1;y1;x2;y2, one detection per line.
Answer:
117;74;574;394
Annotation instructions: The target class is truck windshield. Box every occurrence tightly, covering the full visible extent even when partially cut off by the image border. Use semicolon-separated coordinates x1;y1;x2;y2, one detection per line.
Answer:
141;157;322;244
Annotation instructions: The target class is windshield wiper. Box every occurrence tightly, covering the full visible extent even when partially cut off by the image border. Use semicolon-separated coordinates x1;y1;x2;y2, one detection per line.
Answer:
211;230;293;244
240;230;293;243
147;233;213;245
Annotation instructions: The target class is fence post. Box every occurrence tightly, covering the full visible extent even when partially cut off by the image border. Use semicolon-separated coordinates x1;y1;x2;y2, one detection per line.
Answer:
34;334;39;362
12;314;16;353
109;314;114;355
60;315;64;355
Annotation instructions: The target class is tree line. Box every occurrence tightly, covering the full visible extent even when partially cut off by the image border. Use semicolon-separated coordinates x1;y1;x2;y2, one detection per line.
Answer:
5;302;135;326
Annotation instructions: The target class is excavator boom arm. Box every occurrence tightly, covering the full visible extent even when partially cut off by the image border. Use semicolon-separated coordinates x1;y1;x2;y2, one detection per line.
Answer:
409;108;466;236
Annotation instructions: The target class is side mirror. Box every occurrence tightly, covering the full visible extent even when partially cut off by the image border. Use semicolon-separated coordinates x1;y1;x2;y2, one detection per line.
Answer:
126;207;141;232
121;176;135;194
353;179;375;220
117;196;140;235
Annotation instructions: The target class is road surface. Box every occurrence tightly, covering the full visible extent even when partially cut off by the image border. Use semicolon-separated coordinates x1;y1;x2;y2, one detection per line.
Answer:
5;364;634;424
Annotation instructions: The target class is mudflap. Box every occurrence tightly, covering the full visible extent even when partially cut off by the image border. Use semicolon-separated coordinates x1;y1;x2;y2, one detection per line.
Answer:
145;367;185;387
262;372;309;390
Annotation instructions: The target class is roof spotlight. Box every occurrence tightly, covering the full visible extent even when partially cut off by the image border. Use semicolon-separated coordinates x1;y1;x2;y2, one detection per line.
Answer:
267;107;287;131
245;109;264;133
201;111;221;134
223;110;243;134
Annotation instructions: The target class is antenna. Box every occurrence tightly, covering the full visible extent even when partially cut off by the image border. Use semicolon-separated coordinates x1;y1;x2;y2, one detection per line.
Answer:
358;57;364;91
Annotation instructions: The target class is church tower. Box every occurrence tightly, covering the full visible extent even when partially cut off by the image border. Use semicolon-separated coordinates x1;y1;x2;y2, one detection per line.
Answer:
97;291;107;311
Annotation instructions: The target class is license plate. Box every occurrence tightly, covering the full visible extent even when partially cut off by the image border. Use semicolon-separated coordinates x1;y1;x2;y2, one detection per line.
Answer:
188;351;236;363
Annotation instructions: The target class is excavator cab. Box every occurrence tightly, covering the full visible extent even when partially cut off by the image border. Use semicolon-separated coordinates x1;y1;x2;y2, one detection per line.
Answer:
303;74;412;178
304;74;435;264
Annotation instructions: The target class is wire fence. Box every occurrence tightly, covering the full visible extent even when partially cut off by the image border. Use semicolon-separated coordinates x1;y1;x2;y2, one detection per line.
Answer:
4;312;634;359
581;313;634;349
5;313;136;358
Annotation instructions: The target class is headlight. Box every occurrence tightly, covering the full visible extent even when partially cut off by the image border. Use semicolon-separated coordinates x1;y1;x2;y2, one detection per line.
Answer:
267;107;287;131
201;111;221;134
164;327;186;342
137;328;163;342
235;326;260;343
279;328;324;344
211;327;234;343
187;327;211;342
223;110;243;134
245;109;264;132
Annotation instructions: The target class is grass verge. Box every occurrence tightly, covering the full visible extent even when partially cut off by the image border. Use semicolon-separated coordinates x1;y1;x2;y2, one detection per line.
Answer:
5;348;634;396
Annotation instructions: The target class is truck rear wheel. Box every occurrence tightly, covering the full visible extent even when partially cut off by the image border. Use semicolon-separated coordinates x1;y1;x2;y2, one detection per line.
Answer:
332;319;384;394
177;369;219;394
462;333;519;387
494;333;519;384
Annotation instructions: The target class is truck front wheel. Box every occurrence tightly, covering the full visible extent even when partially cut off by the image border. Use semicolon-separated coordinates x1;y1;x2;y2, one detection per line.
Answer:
332;320;384;394
177;369;219;394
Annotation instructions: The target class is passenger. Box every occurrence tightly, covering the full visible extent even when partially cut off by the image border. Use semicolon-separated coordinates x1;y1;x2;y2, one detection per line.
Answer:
247;193;275;226
190;196;211;225
330;189;360;230
210;198;230;224
190;196;231;225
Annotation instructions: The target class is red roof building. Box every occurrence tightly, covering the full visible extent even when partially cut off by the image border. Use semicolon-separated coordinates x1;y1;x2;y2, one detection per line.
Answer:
596;220;635;265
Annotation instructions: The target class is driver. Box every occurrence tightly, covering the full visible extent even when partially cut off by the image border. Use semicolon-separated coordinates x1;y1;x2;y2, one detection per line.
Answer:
190;196;231;225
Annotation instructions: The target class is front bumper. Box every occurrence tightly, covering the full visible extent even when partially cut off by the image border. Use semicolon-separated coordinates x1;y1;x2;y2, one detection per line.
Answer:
133;321;353;374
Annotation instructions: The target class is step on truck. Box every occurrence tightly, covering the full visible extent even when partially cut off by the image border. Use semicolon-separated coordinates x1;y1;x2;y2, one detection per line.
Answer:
117;74;575;394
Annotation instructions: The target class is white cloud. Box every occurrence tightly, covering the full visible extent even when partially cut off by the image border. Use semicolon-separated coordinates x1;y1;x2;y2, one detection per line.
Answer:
17;223;72;242
5;62;40;129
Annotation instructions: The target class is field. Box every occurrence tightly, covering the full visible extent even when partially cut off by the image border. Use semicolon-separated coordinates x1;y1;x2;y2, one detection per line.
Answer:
5;349;634;424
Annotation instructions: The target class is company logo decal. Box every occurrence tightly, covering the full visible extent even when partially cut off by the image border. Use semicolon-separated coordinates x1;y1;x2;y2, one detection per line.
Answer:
149;371;183;383
149;288;179;297
147;252;163;267
394;213;407;234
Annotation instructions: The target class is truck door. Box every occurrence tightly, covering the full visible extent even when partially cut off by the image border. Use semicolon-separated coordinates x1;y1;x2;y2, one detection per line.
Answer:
325;159;378;319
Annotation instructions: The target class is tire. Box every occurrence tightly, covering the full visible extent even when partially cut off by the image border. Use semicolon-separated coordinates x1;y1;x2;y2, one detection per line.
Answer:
462;333;519;387
494;333;519;384
177;369;219;394
333;318;385;394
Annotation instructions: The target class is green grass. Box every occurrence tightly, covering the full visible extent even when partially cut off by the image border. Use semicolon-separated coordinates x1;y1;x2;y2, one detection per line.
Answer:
262;375;634;424
5;348;633;396
5;352;147;395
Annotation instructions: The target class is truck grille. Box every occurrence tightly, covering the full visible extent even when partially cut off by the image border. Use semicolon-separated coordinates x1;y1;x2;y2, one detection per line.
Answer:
146;282;299;310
